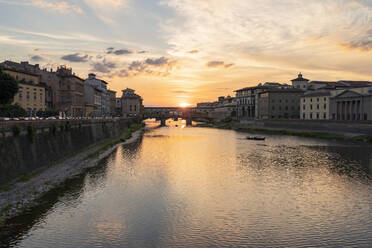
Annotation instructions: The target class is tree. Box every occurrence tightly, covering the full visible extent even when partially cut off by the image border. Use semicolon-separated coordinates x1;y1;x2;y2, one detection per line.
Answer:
0;69;19;104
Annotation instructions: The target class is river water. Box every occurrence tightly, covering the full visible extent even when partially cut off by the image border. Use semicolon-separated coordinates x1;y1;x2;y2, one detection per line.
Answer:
1;120;372;248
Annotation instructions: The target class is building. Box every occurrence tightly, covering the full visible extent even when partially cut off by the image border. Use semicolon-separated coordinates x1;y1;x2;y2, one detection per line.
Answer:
115;98;122;116
56;66;84;116
301;90;331;120
84;84;102;117
196;96;236;120
258;88;304;119
330;87;372;121
1;68;46;114
84;74;110;116
0;60;86;115
108;90;117;116
121;88;143;117
291;73;310;90
211;96;237;120
235;82;288;120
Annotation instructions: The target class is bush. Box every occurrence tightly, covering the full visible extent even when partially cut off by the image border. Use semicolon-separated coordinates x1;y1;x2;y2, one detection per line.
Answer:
0;104;26;117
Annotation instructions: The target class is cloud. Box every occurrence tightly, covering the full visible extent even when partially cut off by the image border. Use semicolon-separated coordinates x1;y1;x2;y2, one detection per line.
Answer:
342;29;372;51
145;57;170;66
171;90;190;94
107;48;133;55
0;0;83;13
187;50;199;54
163;0;372;75
91;59;117;73
30;55;44;62
83;0;130;24
111;56;178;78
61;53;89;62
206;60;234;68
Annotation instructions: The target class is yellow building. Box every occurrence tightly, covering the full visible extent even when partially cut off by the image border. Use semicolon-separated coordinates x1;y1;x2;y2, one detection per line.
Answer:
300;90;330;120
3;69;46;112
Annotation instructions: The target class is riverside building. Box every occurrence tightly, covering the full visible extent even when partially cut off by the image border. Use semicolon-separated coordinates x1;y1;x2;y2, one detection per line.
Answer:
257;88;304;119
1;68;46;114
301;90;330;120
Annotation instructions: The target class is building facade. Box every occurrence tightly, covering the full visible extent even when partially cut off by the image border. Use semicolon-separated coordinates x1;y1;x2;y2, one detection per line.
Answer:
108;90;117;116
2;68;46;114
330;87;372;121
258;88;304;119
84;74;110;116
56;66;84;116
301;90;330;120
291;73;310;89
121;88;143;117
84;84;103;117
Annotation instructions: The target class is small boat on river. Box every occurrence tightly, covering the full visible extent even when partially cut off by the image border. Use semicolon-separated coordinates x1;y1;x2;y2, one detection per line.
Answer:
246;136;265;141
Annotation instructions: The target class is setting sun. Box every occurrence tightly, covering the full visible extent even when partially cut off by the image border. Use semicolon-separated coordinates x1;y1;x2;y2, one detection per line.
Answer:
179;102;191;108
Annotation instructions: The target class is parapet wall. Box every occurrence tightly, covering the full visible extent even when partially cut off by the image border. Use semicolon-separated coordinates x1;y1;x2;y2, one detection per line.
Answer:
241;119;372;135
0;118;139;185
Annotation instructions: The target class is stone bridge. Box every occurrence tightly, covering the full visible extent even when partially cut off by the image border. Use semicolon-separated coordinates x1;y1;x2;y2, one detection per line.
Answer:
143;107;210;126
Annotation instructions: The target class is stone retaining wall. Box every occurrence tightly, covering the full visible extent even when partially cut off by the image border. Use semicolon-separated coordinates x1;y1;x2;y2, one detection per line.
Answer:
0;118;139;185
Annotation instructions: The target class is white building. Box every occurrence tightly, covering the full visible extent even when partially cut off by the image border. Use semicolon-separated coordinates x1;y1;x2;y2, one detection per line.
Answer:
84;73;110;116
291;73;310;90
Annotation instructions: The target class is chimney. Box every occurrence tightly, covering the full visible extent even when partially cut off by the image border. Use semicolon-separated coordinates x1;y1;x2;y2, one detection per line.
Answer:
88;73;96;79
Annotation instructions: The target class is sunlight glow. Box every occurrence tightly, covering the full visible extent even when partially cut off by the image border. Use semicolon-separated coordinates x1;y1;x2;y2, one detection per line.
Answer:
179;102;191;108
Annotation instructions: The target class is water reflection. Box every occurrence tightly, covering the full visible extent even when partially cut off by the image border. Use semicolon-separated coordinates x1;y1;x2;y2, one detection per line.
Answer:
1;123;372;248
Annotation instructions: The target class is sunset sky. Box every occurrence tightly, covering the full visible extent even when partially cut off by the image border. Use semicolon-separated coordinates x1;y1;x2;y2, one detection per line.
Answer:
0;0;372;106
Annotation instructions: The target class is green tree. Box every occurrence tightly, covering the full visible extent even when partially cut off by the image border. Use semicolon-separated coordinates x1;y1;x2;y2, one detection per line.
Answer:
0;69;19;104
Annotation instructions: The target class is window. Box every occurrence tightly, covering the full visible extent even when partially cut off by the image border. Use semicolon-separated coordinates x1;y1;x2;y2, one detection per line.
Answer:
27;92;30;100
317;113;319;119
303;113;305;119
34;92;37;100
129;105;132;111
324;104;326;109
19;92;22;100
324;97;326;101
310;113;313;119
285;106;288;110
40;93;43;102
317;104;319;110
323;113;326;119
317;98;319;102
303;105;305;110
310;104;312;110
303;99;305;103
134;105;137;111
310;98;313;102
272;106;275;110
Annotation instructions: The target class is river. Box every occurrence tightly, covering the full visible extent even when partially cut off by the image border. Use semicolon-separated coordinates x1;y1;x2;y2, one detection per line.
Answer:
1;120;372;248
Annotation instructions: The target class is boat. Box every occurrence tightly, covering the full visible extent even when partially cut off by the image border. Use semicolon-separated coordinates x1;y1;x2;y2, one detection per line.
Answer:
246;136;265;141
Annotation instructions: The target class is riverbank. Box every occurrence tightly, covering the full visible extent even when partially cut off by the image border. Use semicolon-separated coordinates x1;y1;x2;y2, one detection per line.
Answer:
206;121;372;143
0;124;144;223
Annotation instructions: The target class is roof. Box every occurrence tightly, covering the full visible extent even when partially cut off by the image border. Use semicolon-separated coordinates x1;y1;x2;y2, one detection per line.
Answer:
1;67;39;77
303;90;331;97
235;85;273;92
291;73;309;82
259;88;305;94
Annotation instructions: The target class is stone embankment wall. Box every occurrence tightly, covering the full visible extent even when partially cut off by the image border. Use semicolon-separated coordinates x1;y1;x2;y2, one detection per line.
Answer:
241;119;372;135
0;118;139;185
